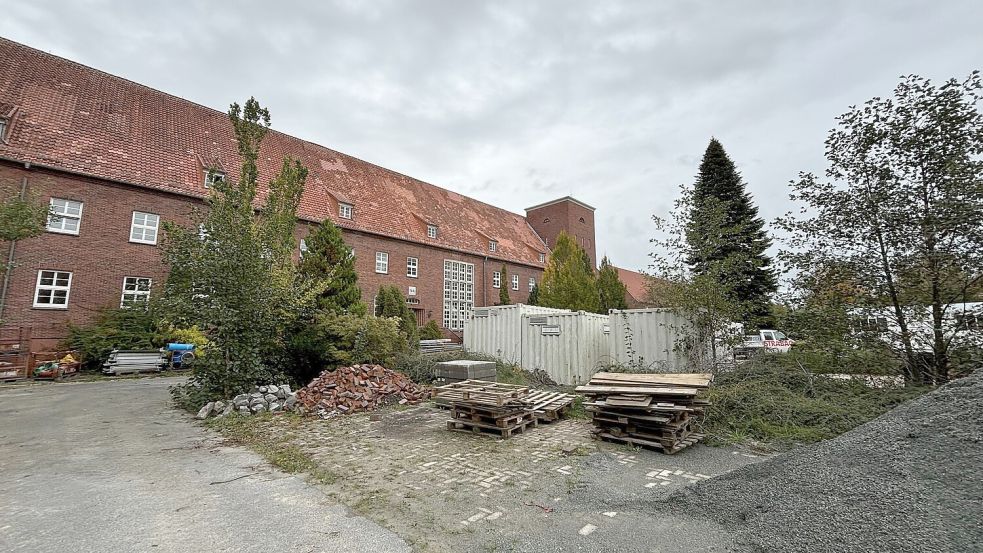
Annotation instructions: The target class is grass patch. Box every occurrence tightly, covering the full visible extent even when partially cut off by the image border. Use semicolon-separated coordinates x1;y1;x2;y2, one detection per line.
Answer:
205;413;337;484
566;396;589;420
703;361;929;447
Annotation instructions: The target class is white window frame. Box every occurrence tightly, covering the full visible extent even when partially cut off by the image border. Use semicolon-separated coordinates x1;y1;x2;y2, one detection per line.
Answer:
427;224;438;239
0;117;8;139
539;253;546;263
47;198;83;235
129;211;160;245
511;274;519;291
120;276;152;307
492;271;501;288
299;238;308;258
33;270;73;309
375;252;389;274
406;256;418;278
489;240;497;252
408;286;417;297
339;203;354;220
204;170;226;188
443;260;474;331
529;277;536;292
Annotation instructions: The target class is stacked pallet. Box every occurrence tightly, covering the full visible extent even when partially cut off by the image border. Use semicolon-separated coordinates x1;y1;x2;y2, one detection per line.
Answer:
435;380;537;438
521;390;577;422
575;372;713;454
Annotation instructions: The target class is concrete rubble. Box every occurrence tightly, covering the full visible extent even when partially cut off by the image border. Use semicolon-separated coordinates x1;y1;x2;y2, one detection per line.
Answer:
196;384;296;419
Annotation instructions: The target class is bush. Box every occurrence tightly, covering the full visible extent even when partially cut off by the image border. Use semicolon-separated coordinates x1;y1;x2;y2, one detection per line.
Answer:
703;355;929;446
66;308;165;370
287;313;407;385
419;320;442;340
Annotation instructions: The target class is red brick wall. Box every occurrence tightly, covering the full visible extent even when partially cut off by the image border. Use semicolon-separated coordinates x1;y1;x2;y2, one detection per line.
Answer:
1;161;543;340
526;199;597;268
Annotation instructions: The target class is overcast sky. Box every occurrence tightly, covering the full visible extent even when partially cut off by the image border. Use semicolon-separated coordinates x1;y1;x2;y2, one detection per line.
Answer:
3;1;981;272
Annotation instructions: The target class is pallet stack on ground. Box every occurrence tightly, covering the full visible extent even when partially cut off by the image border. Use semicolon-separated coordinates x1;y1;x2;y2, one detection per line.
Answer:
575;372;713;454
434;380;537;438
521;390;577;422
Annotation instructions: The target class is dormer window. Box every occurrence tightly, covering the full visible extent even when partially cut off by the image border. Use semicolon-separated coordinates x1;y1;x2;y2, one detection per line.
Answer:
339;203;353;220
0;117;8;140
204;170;226;188
427;224;438;239
489;240;497;252
539;253;546;263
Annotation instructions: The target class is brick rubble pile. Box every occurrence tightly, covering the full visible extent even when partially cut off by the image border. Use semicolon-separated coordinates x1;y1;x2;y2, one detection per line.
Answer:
296;364;427;417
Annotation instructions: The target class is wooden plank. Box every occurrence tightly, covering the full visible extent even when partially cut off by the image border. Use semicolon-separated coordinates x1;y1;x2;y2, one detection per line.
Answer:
591;372;713;387
574;385;699;396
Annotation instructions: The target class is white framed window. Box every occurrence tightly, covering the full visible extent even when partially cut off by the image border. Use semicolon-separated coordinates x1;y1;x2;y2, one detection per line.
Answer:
129;211;160;245
47;198;83;235
204;170;226;188
299;238;308;258
539;253;546;263
443;260;474;331
529;277;536;292
511;274;519;291
408;286;417;297
0;117;8;139
339;203;353;219
120;277;152;307
427;224;438;239
492;271;501;288
489;240;497;252
407;257;418;278
33;270;72;309
375;252;389;274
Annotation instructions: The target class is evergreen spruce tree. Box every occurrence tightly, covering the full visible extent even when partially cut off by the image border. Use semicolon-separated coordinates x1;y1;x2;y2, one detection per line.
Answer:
376;285;419;346
298;219;366;316
687;138;777;328
527;284;539;306
499;264;511;305
597;256;628;312
538;231;600;312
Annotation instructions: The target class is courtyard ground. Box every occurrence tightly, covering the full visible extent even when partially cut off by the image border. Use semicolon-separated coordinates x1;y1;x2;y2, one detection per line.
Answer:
213;400;772;552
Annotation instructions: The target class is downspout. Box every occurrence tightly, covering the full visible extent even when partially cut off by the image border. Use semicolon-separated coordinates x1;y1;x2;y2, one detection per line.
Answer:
0;174;29;320
482;256;488;307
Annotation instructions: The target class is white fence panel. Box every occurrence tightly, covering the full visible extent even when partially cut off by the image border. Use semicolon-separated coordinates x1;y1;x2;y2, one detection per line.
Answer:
520;311;612;385
464;304;568;364
608;308;698;371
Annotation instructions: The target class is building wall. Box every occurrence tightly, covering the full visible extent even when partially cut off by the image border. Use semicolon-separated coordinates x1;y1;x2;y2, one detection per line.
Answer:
0;160;544;339
526;199;597;268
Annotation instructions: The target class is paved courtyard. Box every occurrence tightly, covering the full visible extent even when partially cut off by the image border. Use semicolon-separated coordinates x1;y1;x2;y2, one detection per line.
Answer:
0;378;409;553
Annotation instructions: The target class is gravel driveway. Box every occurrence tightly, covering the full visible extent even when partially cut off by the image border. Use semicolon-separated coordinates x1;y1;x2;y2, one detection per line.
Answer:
0;378;410;553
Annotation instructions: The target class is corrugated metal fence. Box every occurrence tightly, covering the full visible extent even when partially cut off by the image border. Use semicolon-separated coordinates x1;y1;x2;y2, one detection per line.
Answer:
463;304;567;364
519;311;612;385
464;306;705;384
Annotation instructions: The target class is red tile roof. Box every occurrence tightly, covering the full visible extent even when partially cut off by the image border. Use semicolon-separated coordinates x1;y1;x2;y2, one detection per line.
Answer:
0;37;547;267
615;266;652;304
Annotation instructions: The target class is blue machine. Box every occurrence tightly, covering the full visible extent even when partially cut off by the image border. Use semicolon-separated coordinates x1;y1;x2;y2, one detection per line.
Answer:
165;343;196;369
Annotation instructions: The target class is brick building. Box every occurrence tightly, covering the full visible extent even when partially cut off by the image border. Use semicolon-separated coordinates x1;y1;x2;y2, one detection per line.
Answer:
0;37;596;342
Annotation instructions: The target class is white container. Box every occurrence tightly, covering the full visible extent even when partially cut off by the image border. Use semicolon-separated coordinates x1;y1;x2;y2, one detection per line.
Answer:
464;304;568;364
608;308;703;371
519;311;612;385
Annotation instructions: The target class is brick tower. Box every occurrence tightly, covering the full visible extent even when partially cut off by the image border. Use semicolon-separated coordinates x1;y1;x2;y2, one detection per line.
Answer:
525;196;597;269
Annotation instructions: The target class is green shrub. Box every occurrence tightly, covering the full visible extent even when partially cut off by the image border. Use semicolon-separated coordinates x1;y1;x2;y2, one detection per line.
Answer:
419;320;442;340
66;308;166;370
287;313;406;385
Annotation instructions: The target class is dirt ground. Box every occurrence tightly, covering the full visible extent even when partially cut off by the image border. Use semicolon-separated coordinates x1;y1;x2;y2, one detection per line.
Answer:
229;403;772;552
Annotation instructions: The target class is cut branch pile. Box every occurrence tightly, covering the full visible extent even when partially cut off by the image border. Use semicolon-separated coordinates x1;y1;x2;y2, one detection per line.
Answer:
296;364;428;416
576;372;713;454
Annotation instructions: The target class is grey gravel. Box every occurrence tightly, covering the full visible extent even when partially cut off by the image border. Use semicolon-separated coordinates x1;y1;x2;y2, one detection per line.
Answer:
669;370;983;553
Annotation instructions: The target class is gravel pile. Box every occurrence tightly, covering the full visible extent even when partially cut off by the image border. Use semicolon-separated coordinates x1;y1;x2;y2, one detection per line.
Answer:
670;370;983;553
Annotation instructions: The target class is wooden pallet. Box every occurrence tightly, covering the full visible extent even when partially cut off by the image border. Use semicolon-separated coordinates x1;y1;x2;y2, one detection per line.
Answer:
433;380;528;406
447;415;537;438
520;390;576;422
451;406;533;428
595;430;704;454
